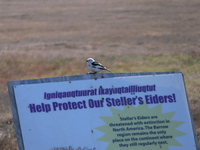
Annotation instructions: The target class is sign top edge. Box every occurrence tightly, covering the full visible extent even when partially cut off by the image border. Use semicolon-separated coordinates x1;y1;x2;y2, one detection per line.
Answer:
7;71;182;86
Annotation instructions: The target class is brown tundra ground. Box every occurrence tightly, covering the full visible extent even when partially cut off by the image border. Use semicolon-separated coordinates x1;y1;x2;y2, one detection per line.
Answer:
0;0;200;149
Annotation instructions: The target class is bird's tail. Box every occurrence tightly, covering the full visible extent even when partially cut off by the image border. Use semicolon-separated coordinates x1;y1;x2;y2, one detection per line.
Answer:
106;69;112;73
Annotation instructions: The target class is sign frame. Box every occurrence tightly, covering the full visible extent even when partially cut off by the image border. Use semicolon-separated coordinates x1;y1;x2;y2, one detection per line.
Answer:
7;71;199;150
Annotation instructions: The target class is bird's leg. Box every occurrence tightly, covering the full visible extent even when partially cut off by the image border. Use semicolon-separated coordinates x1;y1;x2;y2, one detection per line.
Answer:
87;72;97;74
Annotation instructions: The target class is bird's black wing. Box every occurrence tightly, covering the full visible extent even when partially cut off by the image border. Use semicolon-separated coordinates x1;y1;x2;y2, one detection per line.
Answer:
92;61;106;69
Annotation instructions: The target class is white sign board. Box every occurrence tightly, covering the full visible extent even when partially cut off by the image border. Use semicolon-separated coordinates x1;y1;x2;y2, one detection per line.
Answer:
8;72;199;150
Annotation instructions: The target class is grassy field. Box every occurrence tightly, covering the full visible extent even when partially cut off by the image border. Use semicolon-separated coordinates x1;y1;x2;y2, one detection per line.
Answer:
0;0;200;149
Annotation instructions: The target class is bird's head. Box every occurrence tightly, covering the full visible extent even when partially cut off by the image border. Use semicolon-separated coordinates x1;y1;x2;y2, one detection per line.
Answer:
86;58;95;63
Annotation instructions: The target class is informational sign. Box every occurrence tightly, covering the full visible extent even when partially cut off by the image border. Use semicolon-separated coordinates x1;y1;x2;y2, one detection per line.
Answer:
7;72;199;150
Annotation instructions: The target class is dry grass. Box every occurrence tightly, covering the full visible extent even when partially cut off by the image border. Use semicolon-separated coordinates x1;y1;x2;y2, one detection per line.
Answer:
0;0;200;149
